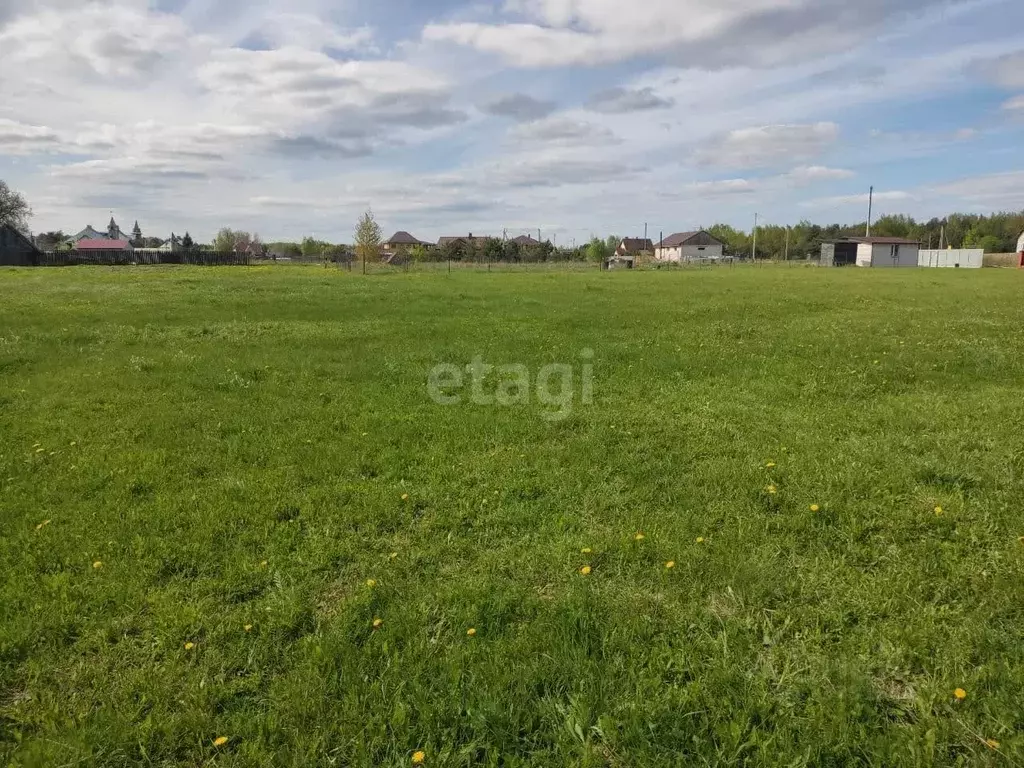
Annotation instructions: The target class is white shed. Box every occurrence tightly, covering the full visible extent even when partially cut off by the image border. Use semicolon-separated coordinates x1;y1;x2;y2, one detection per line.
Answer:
654;231;725;262
851;237;919;268
1017;231;1024;253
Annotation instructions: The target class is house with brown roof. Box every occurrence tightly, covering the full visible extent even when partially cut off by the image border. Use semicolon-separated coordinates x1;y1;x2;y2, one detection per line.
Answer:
383;231;432;255
615;238;653;258
654;231;724;262
438;233;492;252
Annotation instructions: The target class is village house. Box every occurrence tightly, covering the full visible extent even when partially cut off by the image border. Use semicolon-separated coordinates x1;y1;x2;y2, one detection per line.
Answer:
69;217;134;246
654;231;725;262
383;231;432;255
438;233;492;252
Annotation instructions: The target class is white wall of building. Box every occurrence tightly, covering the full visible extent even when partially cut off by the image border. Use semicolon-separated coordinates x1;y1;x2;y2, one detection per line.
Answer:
655;244;724;262
858;243;918;267
654;245;682;262
1017;231;1024;252
918;249;983;268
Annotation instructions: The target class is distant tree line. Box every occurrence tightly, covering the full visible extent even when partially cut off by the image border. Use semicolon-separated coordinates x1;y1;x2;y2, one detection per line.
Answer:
709;210;1024;260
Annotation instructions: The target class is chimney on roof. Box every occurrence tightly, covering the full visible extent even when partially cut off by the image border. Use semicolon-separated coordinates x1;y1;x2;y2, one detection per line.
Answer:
468;232;473;238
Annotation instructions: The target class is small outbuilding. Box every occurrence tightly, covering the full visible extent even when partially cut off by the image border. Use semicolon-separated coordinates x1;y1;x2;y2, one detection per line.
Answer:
821;237;919;268
0;223;41;266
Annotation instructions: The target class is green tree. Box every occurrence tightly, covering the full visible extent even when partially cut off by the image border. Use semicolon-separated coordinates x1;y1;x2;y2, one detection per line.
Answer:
355;209;383;269
35;231;66;250
212;228;237;252
409;244;430;263
483;238;504;264
502;240;521;262
586;237;611;263
707;224;749;256
0;180;31;232
442;238;467;262
181;232;195;252
301;237;329;259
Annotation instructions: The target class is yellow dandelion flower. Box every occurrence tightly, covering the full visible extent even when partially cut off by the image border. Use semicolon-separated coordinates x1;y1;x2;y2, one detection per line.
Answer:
985;739;1000;749
766;485;777;495
401;493;409;501
665;561;676;569
765;462;776;468
581;547;592;554
696;537;705;544
259;560;268;568
92;560;103;569
184;642;195;650
810;504;820;513
213;736;229;747
244;624;253;632
580;565;592;575
954;688;967;700
366;579;377;588
389;551;399;559
634;532;645;541
934;506;943;516
466;627;477;636
412;751;426;764
372;618;383;629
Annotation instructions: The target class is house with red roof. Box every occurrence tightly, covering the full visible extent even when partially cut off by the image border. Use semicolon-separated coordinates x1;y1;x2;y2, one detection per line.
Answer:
74;238;132;252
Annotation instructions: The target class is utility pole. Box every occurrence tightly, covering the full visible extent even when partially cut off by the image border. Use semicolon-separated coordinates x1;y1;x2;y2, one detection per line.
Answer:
538;228;542;243
939;224;945;250
644;222;648;243
751;213;758;262
866;186;874;237
784;226;790;262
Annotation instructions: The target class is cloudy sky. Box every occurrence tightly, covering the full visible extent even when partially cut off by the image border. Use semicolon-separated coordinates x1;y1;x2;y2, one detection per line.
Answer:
1;0;1022;243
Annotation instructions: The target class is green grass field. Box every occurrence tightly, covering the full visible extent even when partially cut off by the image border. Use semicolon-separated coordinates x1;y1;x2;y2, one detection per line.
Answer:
2;265;1024;766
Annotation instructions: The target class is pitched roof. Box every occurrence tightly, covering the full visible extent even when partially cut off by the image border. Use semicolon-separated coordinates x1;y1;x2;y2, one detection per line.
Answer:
658;232;703;248
618;238;653;253
0;223;40;252
386;231;427;245
847;237;920;245
512;235;540;246
438;235;491;247
75;238;131;250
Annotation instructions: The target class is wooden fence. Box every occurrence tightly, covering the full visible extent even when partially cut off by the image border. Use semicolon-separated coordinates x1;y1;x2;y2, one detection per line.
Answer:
36;250;252;266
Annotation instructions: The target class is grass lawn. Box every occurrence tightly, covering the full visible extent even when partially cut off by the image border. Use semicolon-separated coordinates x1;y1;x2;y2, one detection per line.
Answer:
2;264;1024;766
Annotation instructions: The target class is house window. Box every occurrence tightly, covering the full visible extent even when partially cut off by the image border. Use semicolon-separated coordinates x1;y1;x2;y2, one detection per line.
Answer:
698;246;706;251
